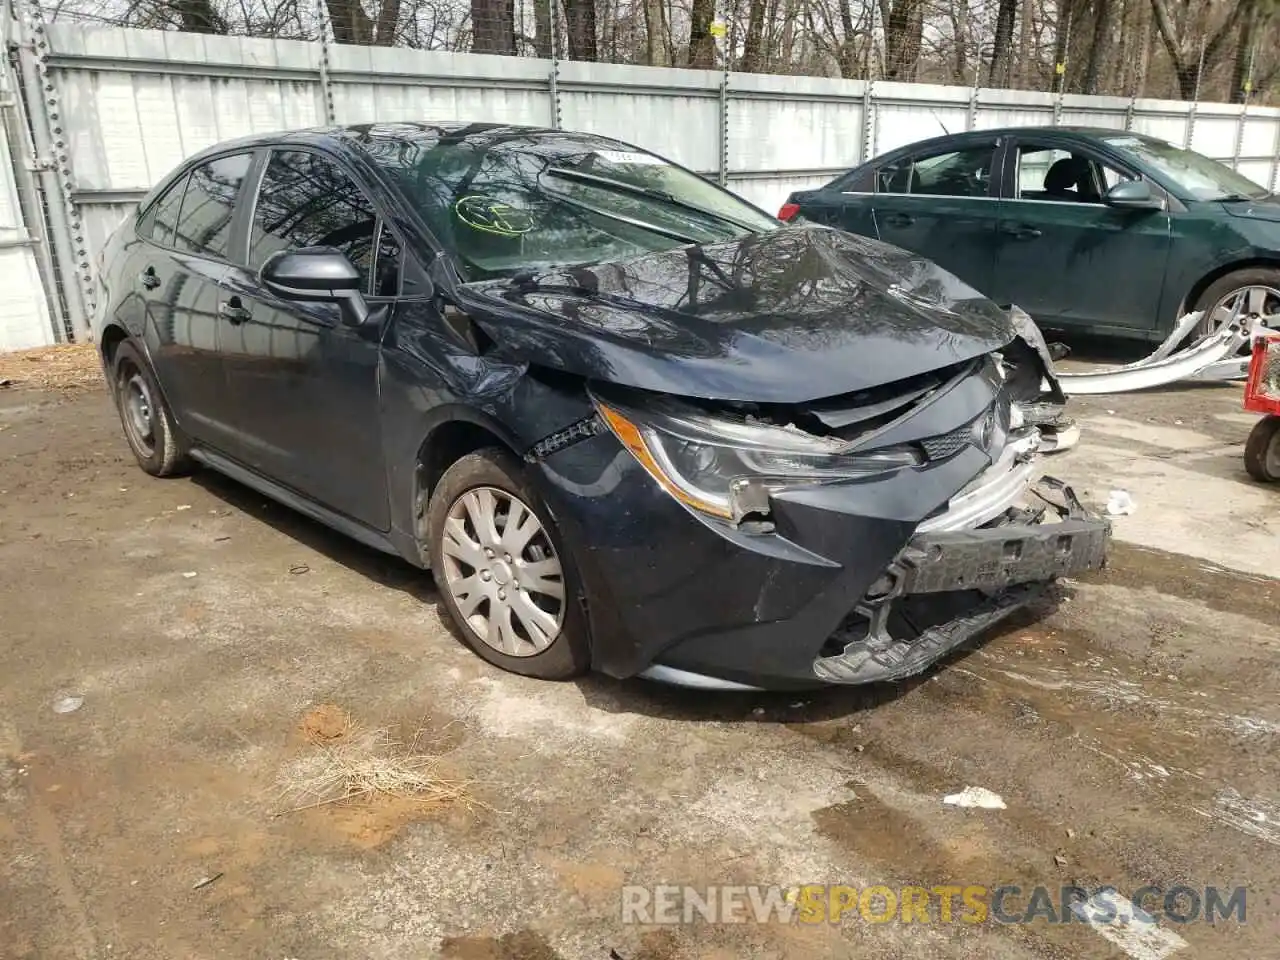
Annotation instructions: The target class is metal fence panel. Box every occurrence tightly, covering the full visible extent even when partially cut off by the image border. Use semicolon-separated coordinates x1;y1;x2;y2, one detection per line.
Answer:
1;22;1276;350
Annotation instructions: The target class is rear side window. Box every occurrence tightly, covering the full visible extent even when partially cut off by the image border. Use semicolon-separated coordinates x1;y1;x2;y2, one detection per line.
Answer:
249;150;381;293
137;174;189;248
173;152;253;258
878;144;996;198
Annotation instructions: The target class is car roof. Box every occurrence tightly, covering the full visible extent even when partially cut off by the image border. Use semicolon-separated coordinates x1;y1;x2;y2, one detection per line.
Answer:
184;121;583;163
869;125;1160;158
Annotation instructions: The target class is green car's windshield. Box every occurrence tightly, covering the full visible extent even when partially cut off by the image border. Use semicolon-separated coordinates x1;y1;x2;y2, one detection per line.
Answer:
362;126;779;280
1103;135;1270;201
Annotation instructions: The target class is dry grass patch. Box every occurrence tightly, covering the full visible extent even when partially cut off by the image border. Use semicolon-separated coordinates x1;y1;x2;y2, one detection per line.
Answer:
0;343;103;391
277;718;473;815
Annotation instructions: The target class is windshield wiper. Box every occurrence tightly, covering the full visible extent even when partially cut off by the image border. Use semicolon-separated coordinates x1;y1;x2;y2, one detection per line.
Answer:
550;189;704;245
1219;193;1266;203
544;166;761;234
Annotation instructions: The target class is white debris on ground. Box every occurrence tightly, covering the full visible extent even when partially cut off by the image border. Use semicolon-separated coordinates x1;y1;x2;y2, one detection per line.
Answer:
942;786;1007;809
1105;489;1137;516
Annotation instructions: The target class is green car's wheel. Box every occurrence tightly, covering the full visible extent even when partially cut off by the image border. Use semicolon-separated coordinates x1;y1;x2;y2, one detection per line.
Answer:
1192;269;1280;339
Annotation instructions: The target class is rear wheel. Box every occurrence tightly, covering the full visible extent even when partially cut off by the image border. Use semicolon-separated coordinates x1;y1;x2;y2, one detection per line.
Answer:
426;447;590;680
111;340;189;476
1244;415;1280;483
1191;268;1280;339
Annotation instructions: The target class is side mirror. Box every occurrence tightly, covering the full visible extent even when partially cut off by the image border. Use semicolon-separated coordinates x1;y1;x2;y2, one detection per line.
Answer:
261;247;370;327
1104;179;1162;210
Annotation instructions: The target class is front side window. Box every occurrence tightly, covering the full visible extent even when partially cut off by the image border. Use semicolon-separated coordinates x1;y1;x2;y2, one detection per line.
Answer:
138;173;189;248
174;152;253;258
878;145;996;198
249;150;381;291
361;128;778;280
1103;135;1268;201
1015;145;1133;203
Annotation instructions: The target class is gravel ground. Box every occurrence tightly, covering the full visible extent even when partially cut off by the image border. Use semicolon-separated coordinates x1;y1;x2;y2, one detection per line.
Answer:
1;369;1277;960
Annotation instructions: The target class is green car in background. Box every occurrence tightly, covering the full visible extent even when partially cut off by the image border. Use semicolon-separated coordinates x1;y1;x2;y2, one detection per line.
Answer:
781;127;1279;343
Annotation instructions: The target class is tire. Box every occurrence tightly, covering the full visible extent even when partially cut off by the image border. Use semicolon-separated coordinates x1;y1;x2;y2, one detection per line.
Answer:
426;447;590;680
1191;267;1280;339
1244;415;1280;483
111;340;190;477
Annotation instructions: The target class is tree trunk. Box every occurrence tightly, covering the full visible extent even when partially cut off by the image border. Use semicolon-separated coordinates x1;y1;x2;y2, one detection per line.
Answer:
880;0;924;81
644;0;670;65
1051;0;1074;89
1228;2;1258;103
987;0;1018;86
836;0;860;77
740;0;767;72
1083;0;1114;93
327;0;372;44
564;0;598;60
1149;0;1255;100
172;0;226;33
534;0;553;58
470;0;517;53
1017;0;1035;86
950;0;969;84
373;0;402;45
688;0;717;68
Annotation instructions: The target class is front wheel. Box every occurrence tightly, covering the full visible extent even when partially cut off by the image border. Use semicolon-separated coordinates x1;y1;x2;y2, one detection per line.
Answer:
426;447;591;680
1191;269;1280;339
1244;415;1280;483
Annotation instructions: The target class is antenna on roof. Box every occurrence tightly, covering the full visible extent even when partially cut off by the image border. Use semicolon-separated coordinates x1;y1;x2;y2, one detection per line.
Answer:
931;110;951;136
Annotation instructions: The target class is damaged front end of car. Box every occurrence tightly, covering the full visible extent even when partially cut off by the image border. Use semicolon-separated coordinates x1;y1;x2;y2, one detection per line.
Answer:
581;321;1109;688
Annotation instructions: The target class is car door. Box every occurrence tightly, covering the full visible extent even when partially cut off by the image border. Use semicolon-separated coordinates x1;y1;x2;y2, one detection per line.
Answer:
129;152;254;450
993;137;1173;335
217;147;401;531
853;138;1002;296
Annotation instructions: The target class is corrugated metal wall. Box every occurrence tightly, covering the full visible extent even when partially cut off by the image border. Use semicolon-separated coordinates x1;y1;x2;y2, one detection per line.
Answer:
1;20;1277;349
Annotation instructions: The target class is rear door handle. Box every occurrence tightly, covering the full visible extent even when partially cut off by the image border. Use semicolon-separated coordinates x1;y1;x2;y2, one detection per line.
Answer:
138;266;161;290
881;212;914;227
219;298;251;325
1002;223;1042;239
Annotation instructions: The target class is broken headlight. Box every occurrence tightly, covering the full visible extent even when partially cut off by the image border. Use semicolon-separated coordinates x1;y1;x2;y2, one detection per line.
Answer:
591;392;921;523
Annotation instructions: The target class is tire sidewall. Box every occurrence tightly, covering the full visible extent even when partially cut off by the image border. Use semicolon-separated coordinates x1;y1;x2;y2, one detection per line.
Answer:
112;340;183;476
426;447;591;680
1193;268;1280;325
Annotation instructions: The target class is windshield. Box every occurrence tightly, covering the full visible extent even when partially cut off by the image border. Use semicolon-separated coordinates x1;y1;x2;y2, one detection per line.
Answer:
361;125;779;280
1103;135;1269;201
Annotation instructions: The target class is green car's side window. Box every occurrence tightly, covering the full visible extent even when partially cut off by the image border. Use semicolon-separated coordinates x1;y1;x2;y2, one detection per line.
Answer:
1014;144;1134;204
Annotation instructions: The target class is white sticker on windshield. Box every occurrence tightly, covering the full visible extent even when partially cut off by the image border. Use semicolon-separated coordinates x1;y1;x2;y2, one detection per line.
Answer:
595;150;667;166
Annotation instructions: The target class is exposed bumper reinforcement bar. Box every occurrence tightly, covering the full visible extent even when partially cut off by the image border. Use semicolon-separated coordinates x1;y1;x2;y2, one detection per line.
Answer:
813;477;1110;685
1057;315;1256;396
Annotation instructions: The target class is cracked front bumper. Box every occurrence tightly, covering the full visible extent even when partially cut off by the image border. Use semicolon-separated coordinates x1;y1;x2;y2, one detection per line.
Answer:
813;478;1110;684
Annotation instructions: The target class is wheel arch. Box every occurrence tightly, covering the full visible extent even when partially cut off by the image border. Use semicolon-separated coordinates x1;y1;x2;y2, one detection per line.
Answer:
1180;257;1280;316
98;322;131;369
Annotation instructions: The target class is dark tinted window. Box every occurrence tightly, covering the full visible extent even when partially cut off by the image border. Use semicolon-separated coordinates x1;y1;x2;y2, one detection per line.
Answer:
249;150;378;291
138;174;188;247
878;144;996;198
373;223;401;297
174;153;253;258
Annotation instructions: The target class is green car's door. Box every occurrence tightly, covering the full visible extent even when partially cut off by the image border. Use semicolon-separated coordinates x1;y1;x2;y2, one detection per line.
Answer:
992;137;1173;336
862;138;1002;296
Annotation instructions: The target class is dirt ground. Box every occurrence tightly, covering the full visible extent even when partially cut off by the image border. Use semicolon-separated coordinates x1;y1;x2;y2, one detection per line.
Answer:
1;358;1278;960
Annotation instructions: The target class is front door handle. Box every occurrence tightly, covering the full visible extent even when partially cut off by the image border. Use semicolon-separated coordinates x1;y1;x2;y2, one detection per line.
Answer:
1002;223;1042;239
219;298;251;325
138;265;161;290
881;212;914;227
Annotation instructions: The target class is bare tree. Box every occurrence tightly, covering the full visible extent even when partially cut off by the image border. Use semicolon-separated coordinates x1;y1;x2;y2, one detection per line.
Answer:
1149;0;1254;99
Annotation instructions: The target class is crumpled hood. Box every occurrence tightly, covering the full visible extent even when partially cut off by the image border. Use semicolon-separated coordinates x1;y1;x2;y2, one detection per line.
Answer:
462;224;1019;404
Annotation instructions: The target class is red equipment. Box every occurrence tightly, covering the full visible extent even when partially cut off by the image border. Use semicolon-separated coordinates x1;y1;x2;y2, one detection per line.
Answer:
1243;329;1280;482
